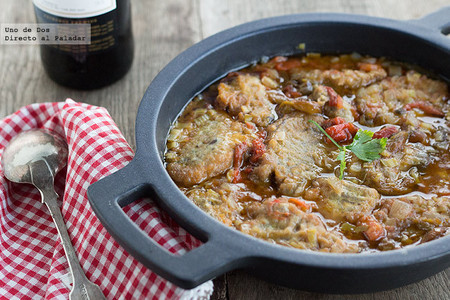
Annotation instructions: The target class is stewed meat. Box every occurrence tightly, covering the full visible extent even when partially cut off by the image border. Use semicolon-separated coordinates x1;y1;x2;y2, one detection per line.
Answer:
374;195;449;248
252;112;332;196
237;197;360;252
355;70;447;126
217;74;277;127
348;131;434;195
305;176;381;222
166;101;256;186
186;182;246;227
290;66;387;90
165;53;449;253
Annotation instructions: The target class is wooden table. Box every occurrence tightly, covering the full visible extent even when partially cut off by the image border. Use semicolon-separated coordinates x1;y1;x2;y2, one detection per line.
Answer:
1;1;448;299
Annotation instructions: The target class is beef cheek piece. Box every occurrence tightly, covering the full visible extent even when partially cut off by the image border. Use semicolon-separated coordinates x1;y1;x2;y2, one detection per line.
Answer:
252;112;336;197
217;74;277;127
237;197;361;253
304;176;381;223
166;100;256;187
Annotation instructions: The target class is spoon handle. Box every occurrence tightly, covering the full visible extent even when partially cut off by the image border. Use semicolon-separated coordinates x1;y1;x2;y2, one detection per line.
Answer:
30;161;106;300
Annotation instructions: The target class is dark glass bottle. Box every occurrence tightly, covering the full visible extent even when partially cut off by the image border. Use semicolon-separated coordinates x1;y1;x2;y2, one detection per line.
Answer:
33;0;134;90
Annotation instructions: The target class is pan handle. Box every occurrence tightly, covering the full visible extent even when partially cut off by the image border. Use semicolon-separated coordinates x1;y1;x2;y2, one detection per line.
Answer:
412;6;450;34
87;160;241;289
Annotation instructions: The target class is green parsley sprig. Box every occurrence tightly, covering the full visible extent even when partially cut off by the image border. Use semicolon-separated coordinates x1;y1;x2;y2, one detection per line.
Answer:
309;120;387;179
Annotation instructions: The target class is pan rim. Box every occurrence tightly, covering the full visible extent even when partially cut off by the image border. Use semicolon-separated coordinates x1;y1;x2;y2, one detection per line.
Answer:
136;11;450;271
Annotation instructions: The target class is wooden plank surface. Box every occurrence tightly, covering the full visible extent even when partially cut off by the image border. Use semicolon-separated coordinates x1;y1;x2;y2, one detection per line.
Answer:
0;0;449;299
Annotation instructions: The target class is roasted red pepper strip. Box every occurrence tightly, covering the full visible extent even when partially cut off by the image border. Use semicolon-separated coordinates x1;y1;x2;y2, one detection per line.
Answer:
275;59;303;71
372;126;399;139
322;117;346;129
325;86;344;109
250;138;266;164
350;104;360;121
242;166;253;175
232;169;241;184
267;198;290;219
288;198;311;212
404;101;444;117
359;216;386;242
358;62;382;72
233;143;247;183
283;84;302;98
324;122;358;144
269;56;287;64
257;130;267;140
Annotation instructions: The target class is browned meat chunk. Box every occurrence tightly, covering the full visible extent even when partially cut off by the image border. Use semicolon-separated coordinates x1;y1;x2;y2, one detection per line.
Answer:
267;89;323;115
186;182;246;227
217;74;277;126
166;106;254;186
236;197;360;253
290;67;387;90
305;176;381;222
355;71;448;126
268;84;354;120
348;131;433;195
252;113;334;196
310;84;330;105
374;195;449;247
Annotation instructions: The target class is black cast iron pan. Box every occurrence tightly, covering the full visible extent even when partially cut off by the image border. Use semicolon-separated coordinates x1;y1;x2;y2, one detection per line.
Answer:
87;8;450;293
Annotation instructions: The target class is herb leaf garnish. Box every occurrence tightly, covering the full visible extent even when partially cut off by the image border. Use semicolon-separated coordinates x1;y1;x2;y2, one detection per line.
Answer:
348;130;387;162
309;120;387;179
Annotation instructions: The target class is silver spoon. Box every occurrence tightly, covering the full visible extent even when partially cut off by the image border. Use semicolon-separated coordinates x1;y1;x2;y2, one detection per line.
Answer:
2;129;106;300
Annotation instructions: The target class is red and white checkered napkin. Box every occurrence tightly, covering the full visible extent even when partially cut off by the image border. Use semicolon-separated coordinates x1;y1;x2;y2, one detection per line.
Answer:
0;99;213;300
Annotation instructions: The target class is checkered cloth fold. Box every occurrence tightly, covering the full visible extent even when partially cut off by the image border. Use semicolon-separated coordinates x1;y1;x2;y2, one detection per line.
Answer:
0;100;213;299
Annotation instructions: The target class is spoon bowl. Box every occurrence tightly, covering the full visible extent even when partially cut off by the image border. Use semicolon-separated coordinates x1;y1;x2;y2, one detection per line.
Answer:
2;129;106;300
2;129;67;184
